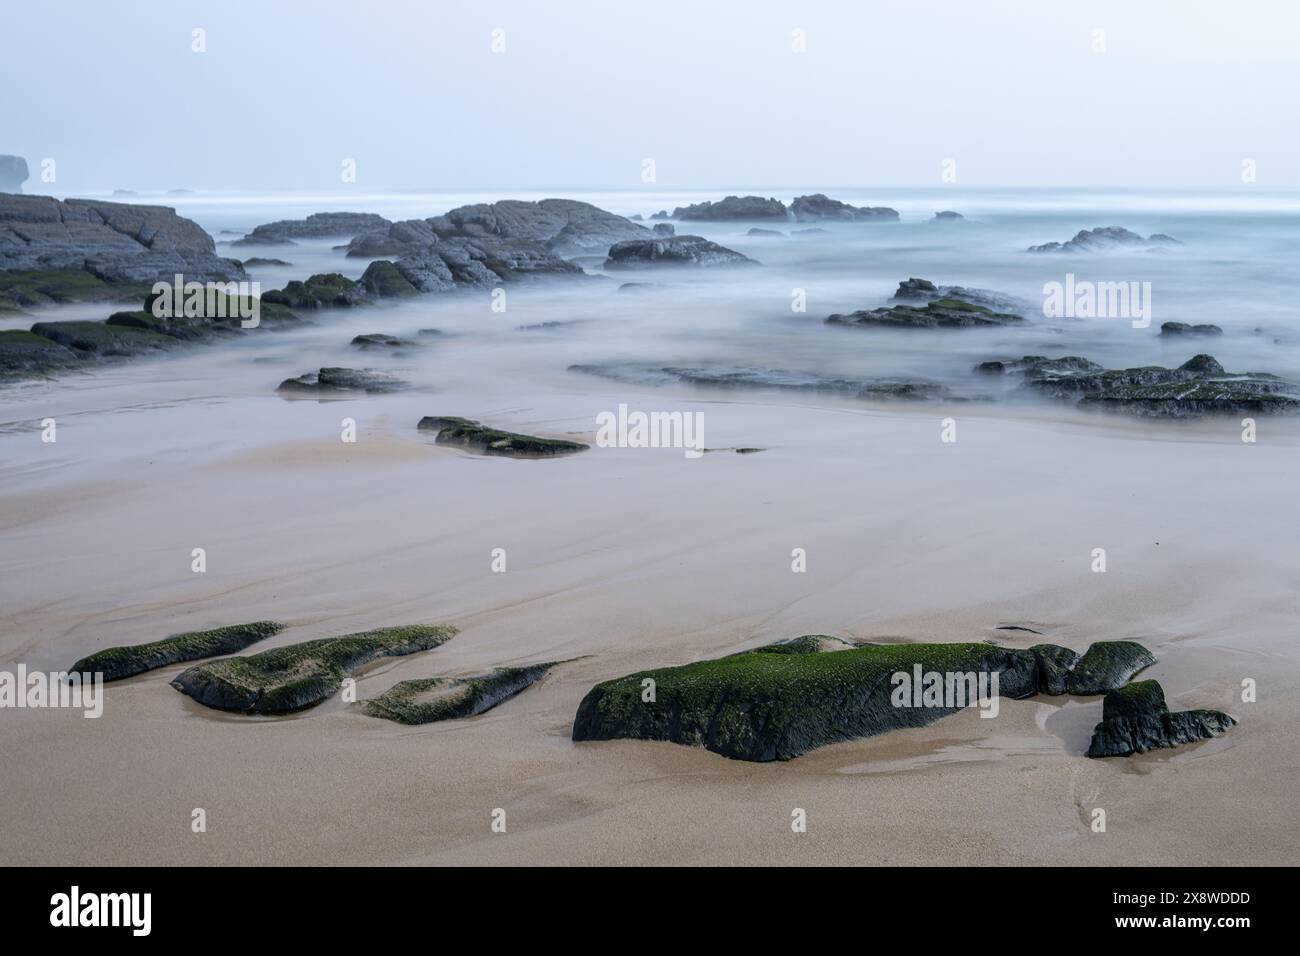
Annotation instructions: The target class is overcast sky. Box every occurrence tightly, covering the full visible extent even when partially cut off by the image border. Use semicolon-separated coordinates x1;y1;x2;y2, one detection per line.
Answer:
4;0;1297;193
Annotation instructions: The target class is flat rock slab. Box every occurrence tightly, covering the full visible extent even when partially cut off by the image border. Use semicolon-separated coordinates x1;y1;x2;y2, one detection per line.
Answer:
363;663;558;724
70;622;284;682
418;416;589;458
172;625;457;714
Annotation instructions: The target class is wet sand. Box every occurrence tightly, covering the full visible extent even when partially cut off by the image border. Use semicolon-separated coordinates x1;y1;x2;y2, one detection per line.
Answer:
1;325;1296;864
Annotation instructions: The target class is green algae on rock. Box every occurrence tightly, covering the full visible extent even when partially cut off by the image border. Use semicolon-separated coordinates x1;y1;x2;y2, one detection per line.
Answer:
70;622;284;682
418;416;589;458
171;624;458;714
827;297;1026;329
363;663;558;724
1086;679;1235;757
572;638;1155;762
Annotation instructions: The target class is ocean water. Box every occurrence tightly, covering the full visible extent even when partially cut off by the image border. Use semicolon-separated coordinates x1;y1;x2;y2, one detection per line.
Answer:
3;187;1299;489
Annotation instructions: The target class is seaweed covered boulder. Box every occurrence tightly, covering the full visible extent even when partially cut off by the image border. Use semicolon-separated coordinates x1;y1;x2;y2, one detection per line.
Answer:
363;663;558;724
418;416;589;458
0;329;83;381
1086;680;1235;758
69;622;284;682
890;277;1027;315
980;353;1300;417
262;272;366;309
171;624;457;714
28;320;186;357
828;298;1026;329
1032;640;1156;695
572;638;1155;762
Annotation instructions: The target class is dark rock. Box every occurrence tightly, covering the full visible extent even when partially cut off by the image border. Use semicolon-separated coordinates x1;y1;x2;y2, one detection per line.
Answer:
423;198;650;256
982;353;1300;417
1160;321;1223;337
417;415;589;458
0;155;29;192
0;194;246;284
789;194;899;222
933;210;964;221
363;663;558;724
652;223;675;237
241;257;292;267
1086;679;1235;757
890;277;1027;314
603;236;757;269
171;625;457;714
277;367;407;395
70;622;284;682
262;272;366;309
0;268;150;313
0;329;83;381
673;196;789;221
746;227;784;237
233;212;391;246
351;332;418;349
29;320;186;356
649;210;670;220
1059;640;1157;694
828;297;1026;329
1028;226;1182;253
572;639;1154;762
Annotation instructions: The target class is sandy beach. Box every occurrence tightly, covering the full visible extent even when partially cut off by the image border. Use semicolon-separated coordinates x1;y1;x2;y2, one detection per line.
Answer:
2;319;1296;864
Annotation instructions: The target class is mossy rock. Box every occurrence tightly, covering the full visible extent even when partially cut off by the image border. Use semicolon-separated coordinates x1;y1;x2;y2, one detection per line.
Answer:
359;260;419;298
1062;640;1157;694
70;621;284;682
262;272;363;309
417;416;589;458
171;624;458;714
278;367;408;395
351;332;418;349
0;268;151;311
572;638;1156;762
1087;679;1235;757
29;320;185;356
363;662;558;724
0;328;84;381
827;298;1024;329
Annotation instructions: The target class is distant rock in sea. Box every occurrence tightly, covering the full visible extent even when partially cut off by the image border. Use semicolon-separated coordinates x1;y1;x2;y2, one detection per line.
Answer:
829;297;1026;329
1028;226;1182;253
0;155;29;192
111;189;139;197
233;211;392;246
1160;321;1223;337
672;195;789;221
790;193;899;222
652;223;674;236
603;235;757;269
240;257;292;267
932;210;964;221
746;227;784;237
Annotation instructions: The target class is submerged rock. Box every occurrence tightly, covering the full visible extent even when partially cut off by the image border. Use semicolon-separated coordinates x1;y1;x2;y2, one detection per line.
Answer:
1160;321;1223;337
747;227;784;237
603;236;757;269
572;638;1155;762
70;622;284;682
1028;227;1182;253
363;663;558;724
980;353;1300;417
890;277;1027;314
233;212;391;246
172;624;457;714
1086;679;1235;757
351;332;418;349
567;362;949;400
278;367;408;395
828;297;1026;329
933;210;964;221
673;195;789;221
417;415;589;458
790;193;899;222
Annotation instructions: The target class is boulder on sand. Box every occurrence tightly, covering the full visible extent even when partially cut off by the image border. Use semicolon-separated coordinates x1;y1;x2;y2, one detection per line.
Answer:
363;663;559;724
1086;679;1235;757
418;415;589;458
70;622;284;682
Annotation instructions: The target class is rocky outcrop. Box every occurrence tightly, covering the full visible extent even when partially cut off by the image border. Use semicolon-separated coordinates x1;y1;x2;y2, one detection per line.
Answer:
277;367;408;395
424;198;650;255
978;353;1300;417
0;329;83;381
232;212;391;246
672;196;789;221
171;624;457;714
363;663;558;724
0;155;29;192
603;236;757;269
262;272;367;309
70;622;284;682
828;297;1026;329
568;362;949;401
0;194;245;284
1086;680;1235;757
572;638;1156;762
1028;227;1182;253
1160;321;1223;337
417;416;589;457
789;194;899;222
